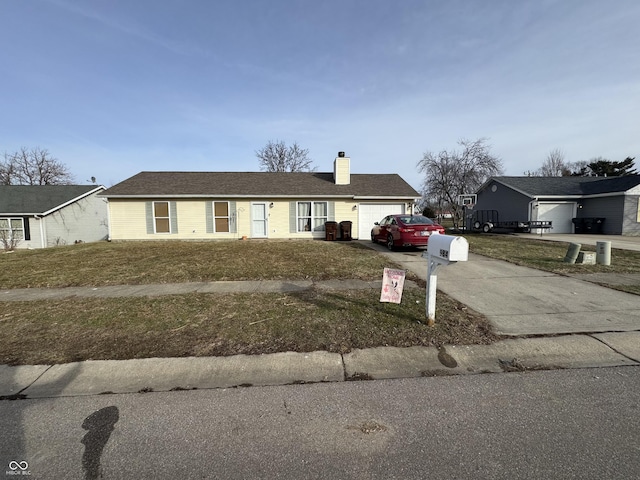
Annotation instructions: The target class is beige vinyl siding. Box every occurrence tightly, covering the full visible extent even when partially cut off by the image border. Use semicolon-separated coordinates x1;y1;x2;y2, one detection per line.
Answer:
109;198;362;240
109;200;148;239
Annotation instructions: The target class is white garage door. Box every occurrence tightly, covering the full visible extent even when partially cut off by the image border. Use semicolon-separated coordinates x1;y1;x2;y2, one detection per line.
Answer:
536;202;576;234
358;203;406;239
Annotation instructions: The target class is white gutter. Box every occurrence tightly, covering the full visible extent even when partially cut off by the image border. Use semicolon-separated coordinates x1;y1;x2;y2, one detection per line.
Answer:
101;194;357;199
528;200;538;222
41;185;106;216
106;200;112;241
34;215;46;248
102;194;419;200
353;196;418;201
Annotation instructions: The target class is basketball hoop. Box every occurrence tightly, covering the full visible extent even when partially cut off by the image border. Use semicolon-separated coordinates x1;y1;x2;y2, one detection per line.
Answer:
458;194;477;209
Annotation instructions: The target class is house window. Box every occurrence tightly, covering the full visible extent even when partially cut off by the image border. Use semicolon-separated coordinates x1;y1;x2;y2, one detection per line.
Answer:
153;202;171;233
213;201;230;232
0;218;24;242
297;202;328;232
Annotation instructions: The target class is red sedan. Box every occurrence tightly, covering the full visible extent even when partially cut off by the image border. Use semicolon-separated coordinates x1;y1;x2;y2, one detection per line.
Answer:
371;214;445;250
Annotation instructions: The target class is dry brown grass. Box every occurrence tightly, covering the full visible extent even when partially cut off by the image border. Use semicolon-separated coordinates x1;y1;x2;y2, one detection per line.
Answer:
0;239;391;288
0;287;497;365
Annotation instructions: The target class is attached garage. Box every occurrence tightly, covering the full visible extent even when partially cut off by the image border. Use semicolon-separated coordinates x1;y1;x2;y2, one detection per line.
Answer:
534;202;576;234
358;203;406;239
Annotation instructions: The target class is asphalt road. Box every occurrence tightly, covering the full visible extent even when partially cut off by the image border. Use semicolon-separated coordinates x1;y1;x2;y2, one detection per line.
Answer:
2;366;639;479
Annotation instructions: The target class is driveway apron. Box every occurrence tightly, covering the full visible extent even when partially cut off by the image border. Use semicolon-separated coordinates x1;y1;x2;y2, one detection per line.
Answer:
369;244;640;336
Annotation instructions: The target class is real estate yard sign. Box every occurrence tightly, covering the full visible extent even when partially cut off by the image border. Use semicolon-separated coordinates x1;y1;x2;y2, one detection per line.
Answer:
380;268;406;304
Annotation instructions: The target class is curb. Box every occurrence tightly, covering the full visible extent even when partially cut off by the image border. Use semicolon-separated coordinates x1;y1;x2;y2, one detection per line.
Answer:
2;333;639;399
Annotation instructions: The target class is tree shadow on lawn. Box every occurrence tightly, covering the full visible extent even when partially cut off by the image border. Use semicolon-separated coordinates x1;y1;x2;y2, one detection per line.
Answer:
285;287;498;352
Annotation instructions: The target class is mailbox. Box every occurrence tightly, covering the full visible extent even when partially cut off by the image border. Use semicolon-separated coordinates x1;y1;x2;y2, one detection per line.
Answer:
425;234;469;264
422;234;469;326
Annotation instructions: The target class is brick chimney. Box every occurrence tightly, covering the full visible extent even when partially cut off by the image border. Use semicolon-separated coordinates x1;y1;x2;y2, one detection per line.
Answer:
333;151;350;185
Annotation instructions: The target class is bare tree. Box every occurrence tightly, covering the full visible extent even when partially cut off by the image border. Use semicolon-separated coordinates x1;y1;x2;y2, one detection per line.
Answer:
0;219;21;251
417;138;503;228
537;148;570;176
255;140;315;172
0;147;75;185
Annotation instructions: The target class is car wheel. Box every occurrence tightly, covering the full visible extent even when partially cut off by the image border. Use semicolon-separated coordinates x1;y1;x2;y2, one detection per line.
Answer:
473;221;481;229
387;234;395;251
371;231;377;243
482;223;493;233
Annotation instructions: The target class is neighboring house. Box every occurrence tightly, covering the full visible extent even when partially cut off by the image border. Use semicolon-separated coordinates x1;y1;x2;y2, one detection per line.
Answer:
0;185;109;249
473;176;640;235
101;154;420;241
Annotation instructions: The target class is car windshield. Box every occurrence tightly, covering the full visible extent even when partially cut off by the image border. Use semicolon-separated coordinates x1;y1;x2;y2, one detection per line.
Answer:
398;215;434;225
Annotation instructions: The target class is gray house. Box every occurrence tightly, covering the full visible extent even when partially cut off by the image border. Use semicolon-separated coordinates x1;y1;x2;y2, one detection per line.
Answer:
473;176;640;235
0;185;109;249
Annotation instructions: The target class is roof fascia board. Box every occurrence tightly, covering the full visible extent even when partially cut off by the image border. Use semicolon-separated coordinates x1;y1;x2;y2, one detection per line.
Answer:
534;193;627;200
41;185;106;216
532;195;583;200
583;192;628;199
101;194;357;199
353;196;417;200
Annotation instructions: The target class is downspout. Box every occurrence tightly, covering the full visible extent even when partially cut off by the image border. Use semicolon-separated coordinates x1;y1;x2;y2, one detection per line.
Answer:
528;198;539;222
106;199;112;241
34;215;46;248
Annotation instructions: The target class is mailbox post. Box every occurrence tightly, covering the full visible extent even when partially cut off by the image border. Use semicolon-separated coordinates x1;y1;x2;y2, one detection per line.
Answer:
422;234;469;326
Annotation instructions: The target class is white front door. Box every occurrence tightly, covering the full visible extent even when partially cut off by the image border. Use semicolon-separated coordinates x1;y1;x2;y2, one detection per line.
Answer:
251;203;268;238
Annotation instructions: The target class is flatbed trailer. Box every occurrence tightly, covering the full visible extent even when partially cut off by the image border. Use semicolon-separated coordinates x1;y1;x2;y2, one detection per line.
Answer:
470;210;552;233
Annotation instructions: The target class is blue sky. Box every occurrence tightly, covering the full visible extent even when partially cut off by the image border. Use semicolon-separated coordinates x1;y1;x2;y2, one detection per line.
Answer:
1;0;639;190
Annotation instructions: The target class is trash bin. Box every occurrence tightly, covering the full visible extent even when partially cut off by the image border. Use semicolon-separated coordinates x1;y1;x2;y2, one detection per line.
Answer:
594;218;605;234
572;218;584;234
339;221;353;241
583;217;595;233
325;221;338;241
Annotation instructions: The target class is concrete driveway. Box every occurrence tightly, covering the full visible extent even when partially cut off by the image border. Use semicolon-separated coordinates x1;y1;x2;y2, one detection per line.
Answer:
364;240;640;336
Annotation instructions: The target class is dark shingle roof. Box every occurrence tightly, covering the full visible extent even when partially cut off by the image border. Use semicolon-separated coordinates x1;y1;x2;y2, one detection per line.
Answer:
490;176;640;196
0;185;103;215
101;171;420;198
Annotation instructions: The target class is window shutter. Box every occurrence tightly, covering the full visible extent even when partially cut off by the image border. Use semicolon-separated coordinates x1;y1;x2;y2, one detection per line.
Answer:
289;202;297;233
23;217;31;241
145;202;154;234
205;201;213;233
328;202;335;221
170;201;178;234
229;201;237;233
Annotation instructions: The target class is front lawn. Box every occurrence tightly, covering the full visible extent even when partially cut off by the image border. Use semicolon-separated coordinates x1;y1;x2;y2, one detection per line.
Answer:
0;240;498;365
0;288;496;365
0;239;391;289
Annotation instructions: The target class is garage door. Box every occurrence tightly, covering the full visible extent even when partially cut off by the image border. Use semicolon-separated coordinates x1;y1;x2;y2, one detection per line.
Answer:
536;202;576;234
358;203;406;239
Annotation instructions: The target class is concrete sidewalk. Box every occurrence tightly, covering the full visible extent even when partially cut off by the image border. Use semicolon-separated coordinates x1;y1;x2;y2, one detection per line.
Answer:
0;278;409;301
1;242;639;399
